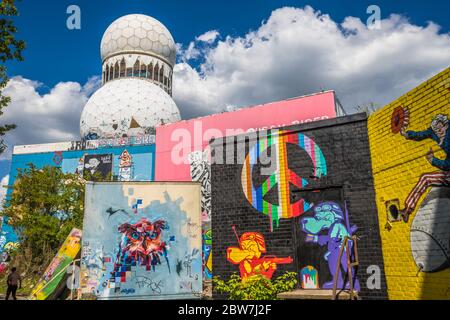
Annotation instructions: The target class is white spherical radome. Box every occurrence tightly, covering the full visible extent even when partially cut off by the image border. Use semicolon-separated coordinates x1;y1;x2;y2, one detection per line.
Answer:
80;78;181;140
100;14;176;66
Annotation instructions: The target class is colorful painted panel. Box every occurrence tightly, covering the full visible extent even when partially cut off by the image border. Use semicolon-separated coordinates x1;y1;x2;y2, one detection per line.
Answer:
80;182;202;300
29;228;82;300
368;67;450;299
241;129;327;231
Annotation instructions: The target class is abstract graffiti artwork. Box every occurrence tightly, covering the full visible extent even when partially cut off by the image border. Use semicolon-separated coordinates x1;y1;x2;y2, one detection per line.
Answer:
241;129;327;231
300;202;360;290
226;227;293;281
300;266;319;289
30;228;82;300
80;182;202;299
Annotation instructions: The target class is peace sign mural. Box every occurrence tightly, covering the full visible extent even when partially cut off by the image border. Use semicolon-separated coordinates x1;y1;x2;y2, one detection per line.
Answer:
241;130;327;231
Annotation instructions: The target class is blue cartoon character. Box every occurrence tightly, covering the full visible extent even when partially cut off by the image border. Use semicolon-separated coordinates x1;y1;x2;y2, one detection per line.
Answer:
300;202;360;290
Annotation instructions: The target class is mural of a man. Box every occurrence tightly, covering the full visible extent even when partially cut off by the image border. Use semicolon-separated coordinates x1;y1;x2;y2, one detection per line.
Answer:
399;113;450;222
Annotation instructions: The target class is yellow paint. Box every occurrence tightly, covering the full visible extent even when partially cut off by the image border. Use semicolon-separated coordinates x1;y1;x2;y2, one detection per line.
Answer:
368;67;450;300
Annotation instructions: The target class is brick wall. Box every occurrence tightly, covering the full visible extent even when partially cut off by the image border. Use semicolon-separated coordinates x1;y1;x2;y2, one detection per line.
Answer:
211;113;388;299
368;67;450;300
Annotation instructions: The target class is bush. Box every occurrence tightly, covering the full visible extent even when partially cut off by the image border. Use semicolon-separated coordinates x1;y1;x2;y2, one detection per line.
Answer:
213;272;298;300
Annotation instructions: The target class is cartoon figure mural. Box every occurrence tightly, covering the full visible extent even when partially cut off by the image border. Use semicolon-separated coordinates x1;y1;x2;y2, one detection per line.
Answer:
395;109;450;222
300;202;360;290
390;108;450;273
368;68;450;299
226;226;293;281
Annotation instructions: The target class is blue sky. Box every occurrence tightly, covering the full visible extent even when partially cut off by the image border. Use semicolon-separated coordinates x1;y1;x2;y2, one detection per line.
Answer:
7;0;450;88
1;0;450;185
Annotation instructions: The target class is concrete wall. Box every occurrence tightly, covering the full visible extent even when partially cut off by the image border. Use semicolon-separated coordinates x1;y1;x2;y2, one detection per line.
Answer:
211;114;388;299
368;67;450;300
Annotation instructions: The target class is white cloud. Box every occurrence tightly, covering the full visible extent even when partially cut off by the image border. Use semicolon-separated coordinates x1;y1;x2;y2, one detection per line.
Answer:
0;175;9;207
0;76;101;160
173;6;450;119
196;30;220;43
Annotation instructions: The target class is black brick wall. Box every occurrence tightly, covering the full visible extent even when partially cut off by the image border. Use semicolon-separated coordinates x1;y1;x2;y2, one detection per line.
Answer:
210;113;388;300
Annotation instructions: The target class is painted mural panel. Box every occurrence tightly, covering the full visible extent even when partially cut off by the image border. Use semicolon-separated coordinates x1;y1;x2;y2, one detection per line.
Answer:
80;182;202;300
29;228;82;300
368;67;450;299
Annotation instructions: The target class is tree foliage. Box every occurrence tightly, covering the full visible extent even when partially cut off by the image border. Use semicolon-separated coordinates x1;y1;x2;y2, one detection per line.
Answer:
0;0;25;154
213;272;298;300
2;165;85;264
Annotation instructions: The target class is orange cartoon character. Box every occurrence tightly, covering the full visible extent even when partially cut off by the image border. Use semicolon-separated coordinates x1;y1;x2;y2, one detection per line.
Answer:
226;226;293;281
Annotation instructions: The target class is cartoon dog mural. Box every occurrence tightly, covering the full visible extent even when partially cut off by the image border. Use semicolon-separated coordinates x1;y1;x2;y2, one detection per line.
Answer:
300;202;360;290
113;218;170;275
226;227;293;281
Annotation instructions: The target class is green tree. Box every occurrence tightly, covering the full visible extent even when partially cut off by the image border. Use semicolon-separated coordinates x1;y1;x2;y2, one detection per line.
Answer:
213;272;298;300
0;0;25;154
2;165;85;269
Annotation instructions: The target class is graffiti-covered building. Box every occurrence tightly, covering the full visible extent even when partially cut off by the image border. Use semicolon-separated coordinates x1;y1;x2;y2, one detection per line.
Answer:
210;113;388;299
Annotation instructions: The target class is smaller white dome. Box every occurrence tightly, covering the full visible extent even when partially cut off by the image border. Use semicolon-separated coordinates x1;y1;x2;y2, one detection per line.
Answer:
101;14;176;66
80;78;181;140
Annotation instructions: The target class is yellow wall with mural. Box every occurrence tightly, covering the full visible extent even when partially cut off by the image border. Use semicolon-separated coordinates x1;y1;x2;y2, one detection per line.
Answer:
368;67;450;300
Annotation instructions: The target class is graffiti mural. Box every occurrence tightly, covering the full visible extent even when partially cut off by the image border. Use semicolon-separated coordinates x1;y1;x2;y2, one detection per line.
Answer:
241;129;327;231
0;217;19;274
300;266;319;289
300;202;360;290
118;150;133;181
80;182;202;299
188;150;211;222
368;68;450;299
202;229;212;279
83;154;113;180
30;228;82;300
226;227;293;281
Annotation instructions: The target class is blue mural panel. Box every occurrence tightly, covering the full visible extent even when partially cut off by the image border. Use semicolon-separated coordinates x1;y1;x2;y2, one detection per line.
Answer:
1;143;156;259
80;182;202;300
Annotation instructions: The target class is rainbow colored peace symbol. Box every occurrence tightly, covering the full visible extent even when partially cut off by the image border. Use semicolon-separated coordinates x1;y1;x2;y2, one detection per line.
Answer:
241;129;327;231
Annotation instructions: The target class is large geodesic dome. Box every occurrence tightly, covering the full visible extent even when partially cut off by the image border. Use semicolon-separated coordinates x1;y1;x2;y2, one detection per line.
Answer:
80;14;181;140
101;14;176;66
80;78;181;140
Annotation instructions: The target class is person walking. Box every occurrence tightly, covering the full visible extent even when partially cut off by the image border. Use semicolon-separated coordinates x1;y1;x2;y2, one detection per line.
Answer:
5;267;22;300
